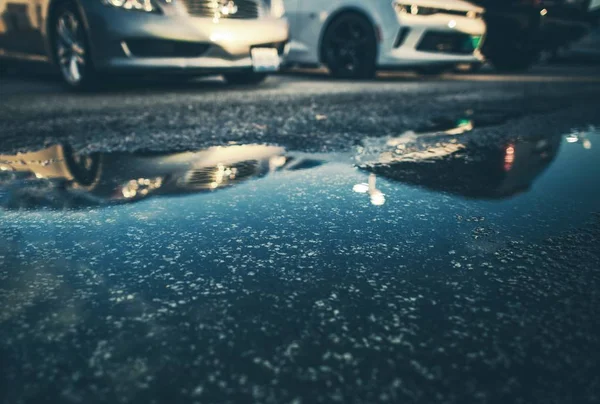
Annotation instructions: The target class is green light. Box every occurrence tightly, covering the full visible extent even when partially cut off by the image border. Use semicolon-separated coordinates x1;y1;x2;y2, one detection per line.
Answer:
471;36;482;49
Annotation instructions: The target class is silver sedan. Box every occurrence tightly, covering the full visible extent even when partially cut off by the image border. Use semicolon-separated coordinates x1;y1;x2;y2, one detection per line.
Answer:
0;0;288;89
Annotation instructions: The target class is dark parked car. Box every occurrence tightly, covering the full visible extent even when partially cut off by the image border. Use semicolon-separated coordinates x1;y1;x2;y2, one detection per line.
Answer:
472;0;594;71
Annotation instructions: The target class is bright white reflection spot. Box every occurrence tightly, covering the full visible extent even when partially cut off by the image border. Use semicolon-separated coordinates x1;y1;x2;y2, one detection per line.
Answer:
353;174;385;206
353;183;369;194
448;20;456;28
269;156;287;170
370;191;386;206
566;134;579;143
540;8;548;16
121;177;163;199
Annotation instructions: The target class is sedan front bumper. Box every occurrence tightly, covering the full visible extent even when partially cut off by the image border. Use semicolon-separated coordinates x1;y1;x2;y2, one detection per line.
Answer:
80;2;289;73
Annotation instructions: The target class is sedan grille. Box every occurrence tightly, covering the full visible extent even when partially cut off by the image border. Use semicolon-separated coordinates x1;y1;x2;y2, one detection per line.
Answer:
182;160;259;189
181;0;260;19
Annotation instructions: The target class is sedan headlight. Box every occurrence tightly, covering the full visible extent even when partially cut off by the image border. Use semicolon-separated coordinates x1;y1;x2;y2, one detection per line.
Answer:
268;0;285;18
119;177;163;199
103;0;156;13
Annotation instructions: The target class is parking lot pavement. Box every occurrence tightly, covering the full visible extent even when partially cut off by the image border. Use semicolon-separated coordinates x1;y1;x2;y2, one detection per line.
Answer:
2;63;600;404
1;64;600;155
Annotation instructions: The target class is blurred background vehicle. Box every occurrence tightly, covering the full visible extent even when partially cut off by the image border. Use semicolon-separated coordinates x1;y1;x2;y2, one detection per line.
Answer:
282;0;486;78
0;0;288;89
547;0;600;63
471;0;597;71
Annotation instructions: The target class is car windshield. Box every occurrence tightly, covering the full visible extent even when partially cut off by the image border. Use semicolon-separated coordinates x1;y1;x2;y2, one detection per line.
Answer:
1;2;600;404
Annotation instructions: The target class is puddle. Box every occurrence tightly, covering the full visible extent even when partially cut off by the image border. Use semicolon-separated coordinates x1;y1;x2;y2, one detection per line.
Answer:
0;128;599;404
1;128;598;256
0;144;324;209
359;133;561;200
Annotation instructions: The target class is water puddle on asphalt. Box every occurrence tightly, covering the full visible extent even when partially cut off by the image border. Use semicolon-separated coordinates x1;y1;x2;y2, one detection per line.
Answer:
1;126;599;403
1;127;598;257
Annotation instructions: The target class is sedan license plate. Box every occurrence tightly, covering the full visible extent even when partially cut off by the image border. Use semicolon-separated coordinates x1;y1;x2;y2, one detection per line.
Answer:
251;48;280;73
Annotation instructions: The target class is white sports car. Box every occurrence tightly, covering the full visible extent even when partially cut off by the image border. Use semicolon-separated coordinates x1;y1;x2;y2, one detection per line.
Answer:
283;0;486;77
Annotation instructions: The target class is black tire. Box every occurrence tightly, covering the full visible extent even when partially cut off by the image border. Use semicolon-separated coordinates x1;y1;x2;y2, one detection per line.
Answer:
321;12;377;79
0;59;8;75
63;146;102;187
416;64;452;76
223;72;268;85
454;62;483;73
50;2;98;90
483;39;539;72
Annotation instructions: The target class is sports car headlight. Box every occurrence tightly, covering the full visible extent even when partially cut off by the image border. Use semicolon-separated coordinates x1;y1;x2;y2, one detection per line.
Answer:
268;0;285;18
103;0;156;13
394;4;439;16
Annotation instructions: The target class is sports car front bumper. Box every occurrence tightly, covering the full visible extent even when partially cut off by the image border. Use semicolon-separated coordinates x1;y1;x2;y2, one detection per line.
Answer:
379;7;486;67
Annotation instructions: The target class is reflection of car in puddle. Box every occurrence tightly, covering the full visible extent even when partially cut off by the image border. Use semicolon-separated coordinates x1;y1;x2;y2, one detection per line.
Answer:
357;115;565;200
361;134;562;200
0;144;320;209
358;113;511;164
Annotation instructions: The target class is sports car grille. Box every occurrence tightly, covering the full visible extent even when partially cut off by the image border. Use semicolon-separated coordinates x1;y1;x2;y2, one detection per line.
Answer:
181;0;260;19
417;31;480;55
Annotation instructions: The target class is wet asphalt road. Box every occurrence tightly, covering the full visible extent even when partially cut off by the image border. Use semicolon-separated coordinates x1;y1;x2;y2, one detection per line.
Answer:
1;64;600;154
1;65;600;404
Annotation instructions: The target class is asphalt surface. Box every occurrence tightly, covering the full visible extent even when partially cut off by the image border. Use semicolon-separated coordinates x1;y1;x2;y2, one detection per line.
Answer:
1;65;600;404
1;64;600;154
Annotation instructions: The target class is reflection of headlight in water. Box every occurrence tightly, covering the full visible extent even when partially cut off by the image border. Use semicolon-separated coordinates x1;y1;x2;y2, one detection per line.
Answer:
353;174;386;206
121;177;163;199
353;183;369;194
370;190;386;206
566;134;579;143
269;156;288;171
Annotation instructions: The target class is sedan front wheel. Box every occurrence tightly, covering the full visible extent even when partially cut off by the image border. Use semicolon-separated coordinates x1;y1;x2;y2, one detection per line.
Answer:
52;3;97;90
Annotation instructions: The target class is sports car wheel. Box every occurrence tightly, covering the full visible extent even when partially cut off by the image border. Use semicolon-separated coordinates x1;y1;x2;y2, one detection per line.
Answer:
321;12;377;79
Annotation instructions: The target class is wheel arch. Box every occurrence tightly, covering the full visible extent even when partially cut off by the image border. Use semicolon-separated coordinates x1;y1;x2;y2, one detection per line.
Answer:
318;7;380;64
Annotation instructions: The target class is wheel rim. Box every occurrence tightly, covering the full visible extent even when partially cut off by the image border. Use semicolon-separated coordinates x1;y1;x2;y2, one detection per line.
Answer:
325;17;371;75
64;147;101;187
71;153;95;173
55;12;86;85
